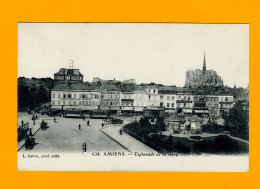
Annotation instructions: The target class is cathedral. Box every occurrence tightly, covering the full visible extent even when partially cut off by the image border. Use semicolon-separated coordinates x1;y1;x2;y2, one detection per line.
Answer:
185;53;223;88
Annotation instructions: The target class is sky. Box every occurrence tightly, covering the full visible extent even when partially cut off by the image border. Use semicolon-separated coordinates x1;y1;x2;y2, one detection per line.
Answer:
18;23;249;88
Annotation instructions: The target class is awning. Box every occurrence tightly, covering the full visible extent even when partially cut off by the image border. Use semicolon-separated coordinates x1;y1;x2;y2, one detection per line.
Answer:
183;109;192;113
194;110;209;114
121;99;134;101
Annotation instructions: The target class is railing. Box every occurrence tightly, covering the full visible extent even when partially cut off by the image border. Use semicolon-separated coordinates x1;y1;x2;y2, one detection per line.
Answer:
122;127;169;153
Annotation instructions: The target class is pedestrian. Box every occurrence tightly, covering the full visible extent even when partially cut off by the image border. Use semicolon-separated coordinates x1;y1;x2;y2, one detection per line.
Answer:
36;114;38;119
79;124;81;130
29;128;32;136
21;120;24;126
102;122;104;128
54;118;56;123
82;142;87;153
87;120;90;126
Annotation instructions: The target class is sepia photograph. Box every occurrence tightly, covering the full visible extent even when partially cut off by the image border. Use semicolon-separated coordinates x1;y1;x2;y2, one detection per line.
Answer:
17;23;249;171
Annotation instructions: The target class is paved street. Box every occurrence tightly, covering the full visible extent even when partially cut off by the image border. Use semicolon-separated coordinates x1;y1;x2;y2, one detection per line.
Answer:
229;135;249;144
18;114;129;153
101;126;156;153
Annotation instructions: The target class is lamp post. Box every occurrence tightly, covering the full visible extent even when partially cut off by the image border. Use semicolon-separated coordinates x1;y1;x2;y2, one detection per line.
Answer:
33;84;36;125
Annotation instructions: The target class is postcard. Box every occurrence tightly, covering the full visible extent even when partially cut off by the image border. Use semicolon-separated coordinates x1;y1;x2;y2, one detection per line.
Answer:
17;23;249;171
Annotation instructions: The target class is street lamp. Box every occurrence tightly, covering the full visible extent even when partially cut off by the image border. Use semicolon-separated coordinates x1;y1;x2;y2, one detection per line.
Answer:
32;84;36;125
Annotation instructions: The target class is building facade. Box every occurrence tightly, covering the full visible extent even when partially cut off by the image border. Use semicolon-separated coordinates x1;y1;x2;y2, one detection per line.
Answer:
54;68;83;83
176;93;194;115
120;92;135;112
218;95;234;114
100;91;121;113
159;93;177;113
51;90;100;111
50;83;234;117
145;86;160;107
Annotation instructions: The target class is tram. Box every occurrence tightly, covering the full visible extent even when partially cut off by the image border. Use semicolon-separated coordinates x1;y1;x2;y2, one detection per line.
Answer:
64;109;83;118
90;110;110;119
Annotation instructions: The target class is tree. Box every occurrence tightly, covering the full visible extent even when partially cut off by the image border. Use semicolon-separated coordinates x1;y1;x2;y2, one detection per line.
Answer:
166;135;174;150
155;116;166;131
222;100;249;140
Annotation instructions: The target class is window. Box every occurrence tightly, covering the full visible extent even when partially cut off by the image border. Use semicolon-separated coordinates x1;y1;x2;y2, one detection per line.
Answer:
167;96;170;101
82;94;85;99
167;103;170;107
172;103;174;107
160;102;163;107
52;93;55;98
58;94;60;98
63;101;65;105
79;101;81;105
154;90;156;94
171;96;174;101
68;94;71;99
74;101;76;105
52;101;55;105
160;96;163;100
63;94;66;99
149;95;150;99
58;101;60;105
74;94;76;98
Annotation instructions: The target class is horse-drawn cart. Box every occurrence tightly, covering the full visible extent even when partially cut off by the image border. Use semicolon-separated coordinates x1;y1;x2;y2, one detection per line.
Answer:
24;137;36;150
41;121;49;130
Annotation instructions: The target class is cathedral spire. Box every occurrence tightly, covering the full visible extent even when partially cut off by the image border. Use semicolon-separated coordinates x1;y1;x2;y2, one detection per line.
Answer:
203;52;206;72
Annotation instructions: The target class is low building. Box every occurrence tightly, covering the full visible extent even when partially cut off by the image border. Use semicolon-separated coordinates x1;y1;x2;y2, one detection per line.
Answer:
189;115;203;133
166;114;183;133
143;106;165;117
122;79;136;84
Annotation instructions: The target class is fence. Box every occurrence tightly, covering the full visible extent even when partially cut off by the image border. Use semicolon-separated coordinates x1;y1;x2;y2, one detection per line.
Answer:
122;127;169;154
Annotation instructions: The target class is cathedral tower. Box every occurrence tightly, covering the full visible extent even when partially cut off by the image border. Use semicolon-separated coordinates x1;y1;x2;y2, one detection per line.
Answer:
202;52;206;86
203;52;206;73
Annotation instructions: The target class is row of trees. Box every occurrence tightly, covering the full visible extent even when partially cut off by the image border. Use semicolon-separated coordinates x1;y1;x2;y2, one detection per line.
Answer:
124;117;249;154
222;100;249;140
18;78;53;111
